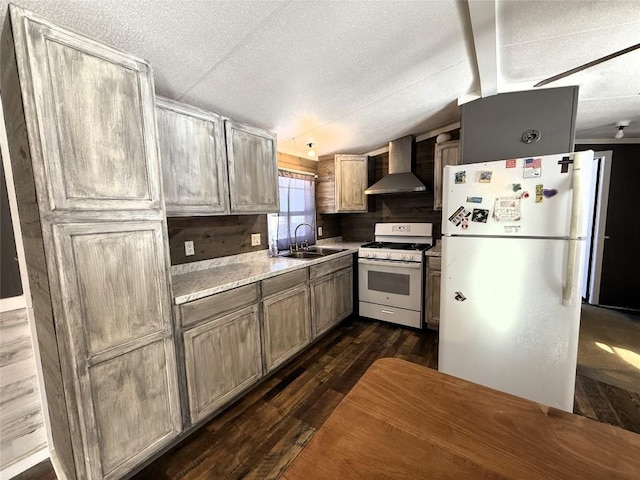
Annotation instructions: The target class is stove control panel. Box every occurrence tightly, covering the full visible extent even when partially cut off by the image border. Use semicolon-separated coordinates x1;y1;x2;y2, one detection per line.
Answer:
358;249;424;263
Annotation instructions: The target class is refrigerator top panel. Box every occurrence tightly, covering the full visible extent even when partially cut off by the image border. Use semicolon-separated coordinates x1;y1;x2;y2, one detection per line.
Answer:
442;151;594;238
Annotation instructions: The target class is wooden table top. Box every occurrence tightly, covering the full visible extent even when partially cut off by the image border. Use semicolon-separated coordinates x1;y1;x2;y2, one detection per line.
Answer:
282;358;640;480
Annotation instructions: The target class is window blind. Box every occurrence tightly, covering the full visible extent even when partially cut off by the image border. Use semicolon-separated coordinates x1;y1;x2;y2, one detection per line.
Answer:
270;170;316;251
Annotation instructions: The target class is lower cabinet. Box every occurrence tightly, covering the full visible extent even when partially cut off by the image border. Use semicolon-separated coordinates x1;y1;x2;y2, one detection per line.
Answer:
334;267;354;322
183;304;262;424
176;256;353;429
311;266;353;338
262;284;311;373
310;275;334;336
426;256;441;329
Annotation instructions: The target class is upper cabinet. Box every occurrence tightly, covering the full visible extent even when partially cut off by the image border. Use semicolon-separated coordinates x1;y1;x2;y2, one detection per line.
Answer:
156;98;229;216
434;140;460;210
225;120;279;214
317;154;368;214
14;11;161;213
156;104;279;216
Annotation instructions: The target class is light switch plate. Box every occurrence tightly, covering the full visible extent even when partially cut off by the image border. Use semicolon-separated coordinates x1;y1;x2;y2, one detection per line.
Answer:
184;240;195;256
251;233;261;246
318;226;323;237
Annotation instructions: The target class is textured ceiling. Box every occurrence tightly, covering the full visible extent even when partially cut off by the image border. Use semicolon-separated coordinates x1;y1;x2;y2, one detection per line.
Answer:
498;0;640;140
0;0;638;158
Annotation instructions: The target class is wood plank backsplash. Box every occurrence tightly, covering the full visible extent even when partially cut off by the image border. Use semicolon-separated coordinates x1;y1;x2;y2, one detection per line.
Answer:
167;215;268;265
341;133;459;242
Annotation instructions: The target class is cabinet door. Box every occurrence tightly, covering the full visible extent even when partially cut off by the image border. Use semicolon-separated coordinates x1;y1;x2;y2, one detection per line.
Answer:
262;285;310;372
334;267;353;322
336;155;368;212
52;222;181;480
183;305;262;424
311;275;335;338
434;140;460;210
20;16;161;212
225;120;279;214
156;99;229;216
426;268;441;326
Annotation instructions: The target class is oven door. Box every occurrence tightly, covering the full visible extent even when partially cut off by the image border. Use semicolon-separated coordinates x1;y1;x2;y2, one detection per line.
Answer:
358;258;423;311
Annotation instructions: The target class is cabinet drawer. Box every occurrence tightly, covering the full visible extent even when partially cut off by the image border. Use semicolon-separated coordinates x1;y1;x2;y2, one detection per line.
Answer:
428;256;441;270
310;255;352;280
181;283;259;329
262;268;308;298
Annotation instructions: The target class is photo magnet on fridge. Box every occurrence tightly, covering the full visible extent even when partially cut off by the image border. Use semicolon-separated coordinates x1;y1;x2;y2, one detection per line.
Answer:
523;157;542;178
471;209;489;223
535;184;543;203
466;196;483;204
505;159;517;168
455;171;466;184
479;171;493;183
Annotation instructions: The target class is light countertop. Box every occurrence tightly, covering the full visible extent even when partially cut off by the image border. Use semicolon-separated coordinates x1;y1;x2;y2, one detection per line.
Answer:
171;240;361;304
425;243;441;257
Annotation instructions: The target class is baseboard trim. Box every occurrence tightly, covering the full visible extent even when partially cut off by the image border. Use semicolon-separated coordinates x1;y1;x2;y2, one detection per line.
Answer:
0;448;49;480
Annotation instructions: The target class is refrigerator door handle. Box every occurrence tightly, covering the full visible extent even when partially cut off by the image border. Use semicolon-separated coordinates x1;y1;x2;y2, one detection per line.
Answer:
563;153;583;305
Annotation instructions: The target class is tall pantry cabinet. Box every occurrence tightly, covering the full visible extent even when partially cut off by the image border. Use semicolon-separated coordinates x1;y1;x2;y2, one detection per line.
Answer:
1;6;181;480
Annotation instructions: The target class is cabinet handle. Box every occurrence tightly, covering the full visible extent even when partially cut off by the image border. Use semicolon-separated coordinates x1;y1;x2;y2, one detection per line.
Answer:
380;309;395;315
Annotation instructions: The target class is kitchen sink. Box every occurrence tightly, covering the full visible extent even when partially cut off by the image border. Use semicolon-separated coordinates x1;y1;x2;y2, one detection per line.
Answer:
280;247;347;260
282;251;325;259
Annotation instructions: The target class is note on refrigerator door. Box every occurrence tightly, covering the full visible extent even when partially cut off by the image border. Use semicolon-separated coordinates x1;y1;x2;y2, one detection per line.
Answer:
493;197;521;222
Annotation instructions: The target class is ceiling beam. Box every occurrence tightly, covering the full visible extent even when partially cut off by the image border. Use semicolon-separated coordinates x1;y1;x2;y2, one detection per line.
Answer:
467;0;498;97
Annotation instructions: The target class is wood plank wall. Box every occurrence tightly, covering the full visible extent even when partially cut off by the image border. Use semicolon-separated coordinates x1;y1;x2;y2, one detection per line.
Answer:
341;132;459;242
167;152;343;265
277;152;316;175
0;308;47;470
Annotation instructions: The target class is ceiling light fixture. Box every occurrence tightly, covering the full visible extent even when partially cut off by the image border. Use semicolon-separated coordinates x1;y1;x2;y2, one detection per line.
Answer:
307;142;315;157
615;120;630;139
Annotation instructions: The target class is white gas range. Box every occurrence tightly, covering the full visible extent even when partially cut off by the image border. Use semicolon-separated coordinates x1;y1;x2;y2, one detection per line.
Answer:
358;223;433;329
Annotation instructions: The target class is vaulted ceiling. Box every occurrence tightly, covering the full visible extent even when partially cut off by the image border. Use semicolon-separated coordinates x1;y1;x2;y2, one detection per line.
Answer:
1;0;638;158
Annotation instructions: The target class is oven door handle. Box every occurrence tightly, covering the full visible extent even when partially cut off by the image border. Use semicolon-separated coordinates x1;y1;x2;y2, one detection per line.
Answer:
357;258;422;269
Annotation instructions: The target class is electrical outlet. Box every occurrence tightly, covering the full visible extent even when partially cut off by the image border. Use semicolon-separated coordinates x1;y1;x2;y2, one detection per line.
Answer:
251;233;261;246
318;226;323;237
184;240;195;256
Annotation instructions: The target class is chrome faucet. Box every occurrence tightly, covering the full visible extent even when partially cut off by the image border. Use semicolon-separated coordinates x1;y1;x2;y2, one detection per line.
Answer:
293;223;314;251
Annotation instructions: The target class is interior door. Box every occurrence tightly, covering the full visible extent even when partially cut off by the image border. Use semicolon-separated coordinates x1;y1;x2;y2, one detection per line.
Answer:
587;146;640;310
582;151;609;301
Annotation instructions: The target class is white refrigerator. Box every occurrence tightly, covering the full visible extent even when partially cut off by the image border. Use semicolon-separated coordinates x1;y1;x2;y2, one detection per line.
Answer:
438;151;594;412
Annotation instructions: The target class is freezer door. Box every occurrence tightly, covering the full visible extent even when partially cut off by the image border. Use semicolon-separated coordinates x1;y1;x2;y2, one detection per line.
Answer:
442;151;594;238
438;236;585;412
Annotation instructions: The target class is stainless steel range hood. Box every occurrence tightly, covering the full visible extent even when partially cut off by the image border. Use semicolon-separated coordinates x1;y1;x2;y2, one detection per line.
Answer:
364;135;426;195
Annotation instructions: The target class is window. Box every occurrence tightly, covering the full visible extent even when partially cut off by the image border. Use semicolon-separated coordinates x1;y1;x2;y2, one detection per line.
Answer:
268;170;316;251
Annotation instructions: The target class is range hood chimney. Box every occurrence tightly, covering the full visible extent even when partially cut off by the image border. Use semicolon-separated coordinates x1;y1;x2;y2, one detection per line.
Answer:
364;135;426;195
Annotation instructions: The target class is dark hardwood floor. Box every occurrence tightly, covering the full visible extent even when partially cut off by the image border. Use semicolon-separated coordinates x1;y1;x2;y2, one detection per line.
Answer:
14;317;640;480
